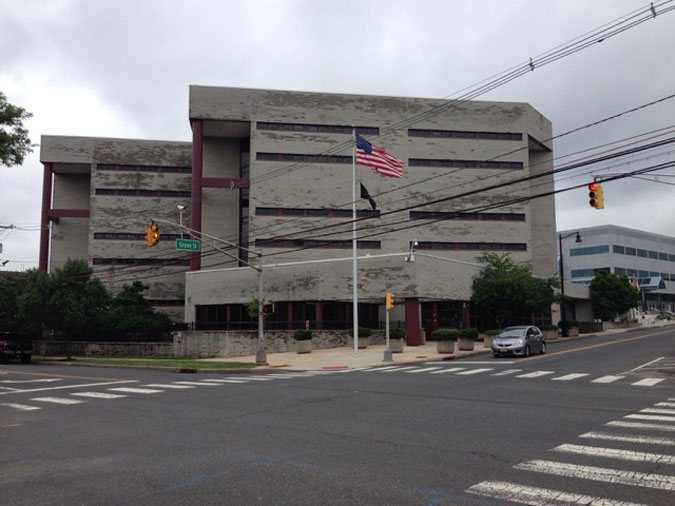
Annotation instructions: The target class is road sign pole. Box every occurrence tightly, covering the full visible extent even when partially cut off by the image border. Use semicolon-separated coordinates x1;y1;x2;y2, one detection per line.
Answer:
383;308;393;362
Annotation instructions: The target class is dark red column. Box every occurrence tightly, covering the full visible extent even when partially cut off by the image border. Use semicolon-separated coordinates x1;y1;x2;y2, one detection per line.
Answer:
38;163;53;271
405;298;421;345
190;119;203;271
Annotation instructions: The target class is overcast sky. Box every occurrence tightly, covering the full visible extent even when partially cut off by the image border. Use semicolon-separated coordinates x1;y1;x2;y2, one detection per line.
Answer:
1;0;674;271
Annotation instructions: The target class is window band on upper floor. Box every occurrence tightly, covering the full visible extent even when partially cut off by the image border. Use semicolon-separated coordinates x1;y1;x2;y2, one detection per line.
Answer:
256;207;380;218
409;158;523;170
92;257;190;266
408;129;522;141
97;164;191;174
256;152;353;164
410;211;525;221
256;122;378;135
93;232;183;241
416;241;527;252
256;238;381;249
612;244;675;262
95;188;191;198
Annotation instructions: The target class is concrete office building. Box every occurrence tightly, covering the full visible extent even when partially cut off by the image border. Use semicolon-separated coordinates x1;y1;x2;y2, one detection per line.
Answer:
559;224;675;312
40;86;557;340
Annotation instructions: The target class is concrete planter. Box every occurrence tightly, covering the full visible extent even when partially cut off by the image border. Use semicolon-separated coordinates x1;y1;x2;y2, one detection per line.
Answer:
390;339;405;353
295;340;312;354
350;337;369;349
436;340;455;354
567;327;579;337
482;336;494;348
457;337;475;351
543;330;558;340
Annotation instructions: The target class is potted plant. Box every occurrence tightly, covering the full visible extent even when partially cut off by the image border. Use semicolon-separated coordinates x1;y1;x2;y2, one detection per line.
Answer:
558;320;579;337
481;329;501;349
389;327;406;353
458;328;478;351
541;324;559;340
432;329;458;354
293;329;313;354
348;327;372;349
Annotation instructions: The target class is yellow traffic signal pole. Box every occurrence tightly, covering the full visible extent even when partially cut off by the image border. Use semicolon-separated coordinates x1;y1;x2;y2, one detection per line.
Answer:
150;218;268;365
383;292;394;362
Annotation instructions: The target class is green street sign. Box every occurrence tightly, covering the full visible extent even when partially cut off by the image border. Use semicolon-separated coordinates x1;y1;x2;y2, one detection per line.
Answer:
175;238;201;251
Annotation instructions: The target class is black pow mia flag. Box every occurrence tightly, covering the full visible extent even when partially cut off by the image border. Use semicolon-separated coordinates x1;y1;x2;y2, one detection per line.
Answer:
360;183;377;211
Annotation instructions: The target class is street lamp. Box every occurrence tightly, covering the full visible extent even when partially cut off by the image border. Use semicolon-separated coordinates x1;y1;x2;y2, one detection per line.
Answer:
558;231;581;337
177;205;185;238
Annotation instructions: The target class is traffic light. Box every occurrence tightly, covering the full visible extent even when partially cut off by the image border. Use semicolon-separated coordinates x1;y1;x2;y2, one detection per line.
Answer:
262;303;275;314
588;183;604;209
385;292;394;311
144;224;160;247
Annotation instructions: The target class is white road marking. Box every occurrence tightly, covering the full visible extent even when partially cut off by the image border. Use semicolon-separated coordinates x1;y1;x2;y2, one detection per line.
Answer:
145;384;194;389
429;367;466;374
514;459;675;490
0;380;137;396
625;413;675;423
456;368;493;375
0;378;62;383
641;407;675;415
492;369;522;376
466;480;648;506
629;356;664;372
516;371;554;378
437;360;514;365
580;431;675;446
632;378;666;387
607;420;675;432
552;373;589;381
1;403;41;411
234;377;272;381
591;375;625;384
197;379;248;384
404;367;443;373
71;392;126;399
31;397;85;405
0;386;19;391
554;443;675;464
656;402;675;408
108;387;163;394
171;381;221;386
366;366;400;371
380;366;419;373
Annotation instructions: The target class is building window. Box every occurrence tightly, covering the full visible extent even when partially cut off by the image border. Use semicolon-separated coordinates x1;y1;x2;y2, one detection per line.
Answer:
659;252;668;261
625;247;636;256
256;153;353;164
257;122;378;136
613;245;625;254
416;241;526;252
256;238;381;249
410;211;525;221
637;249;648;258
614;267;626;275
648;250;658;259
408;129;522;141
95;189;191;198
569;245;609;256
97;164;190;174
92;257;189;266
94;232;182;241
256;207;380;218
570;267;610;278
408;158;523;170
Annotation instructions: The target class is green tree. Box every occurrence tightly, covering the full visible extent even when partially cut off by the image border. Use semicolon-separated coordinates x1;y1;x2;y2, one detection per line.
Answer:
0;92;34;167
15;268;52;336
471;253;559;329
103;281;172;340
590;271;640;321
0;271;24;332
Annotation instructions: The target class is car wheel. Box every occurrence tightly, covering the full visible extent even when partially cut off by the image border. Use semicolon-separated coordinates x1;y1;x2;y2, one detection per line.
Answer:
540;342;546;354
524;345;530;357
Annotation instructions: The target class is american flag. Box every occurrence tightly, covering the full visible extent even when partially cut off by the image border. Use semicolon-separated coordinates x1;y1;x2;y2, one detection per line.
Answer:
355;134;403;178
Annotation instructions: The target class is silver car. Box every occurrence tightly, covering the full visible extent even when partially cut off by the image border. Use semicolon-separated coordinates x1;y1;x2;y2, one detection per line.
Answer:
492;326;546;357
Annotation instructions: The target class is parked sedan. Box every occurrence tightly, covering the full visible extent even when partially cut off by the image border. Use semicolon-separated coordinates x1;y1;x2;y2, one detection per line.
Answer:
492;326;546;358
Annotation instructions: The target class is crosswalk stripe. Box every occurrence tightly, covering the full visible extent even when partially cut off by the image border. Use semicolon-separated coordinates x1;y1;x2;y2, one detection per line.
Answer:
456;368;493;375
430;367;466;374
71;392;126;399
108;387;163;394
641;407;675;415
607;420;675;432
466;480;648;506
580;431;675;446
31;397;85;405
656;402;675;408
367;366;400;371
202;378;259;383
200;379;248;384
592;375;625;384
243;376;275;380
172;381;221;386
516;371;554;378
632;378;665;387
405;367;443;373
145;384;194;389
381;366;418;373
514;459;675;490
492;369;522;376
1;403;41;411
554;443;675;464
625;413;675;423
552;373;589;381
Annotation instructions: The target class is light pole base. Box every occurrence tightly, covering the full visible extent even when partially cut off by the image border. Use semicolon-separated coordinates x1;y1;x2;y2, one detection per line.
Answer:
255;349;267;365
383;349;393;362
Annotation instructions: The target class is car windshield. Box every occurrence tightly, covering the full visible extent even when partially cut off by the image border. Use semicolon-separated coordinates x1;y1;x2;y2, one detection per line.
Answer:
499;328;526;338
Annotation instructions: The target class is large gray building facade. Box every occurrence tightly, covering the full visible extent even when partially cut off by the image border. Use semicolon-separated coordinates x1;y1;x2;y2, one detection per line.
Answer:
40;86;557;340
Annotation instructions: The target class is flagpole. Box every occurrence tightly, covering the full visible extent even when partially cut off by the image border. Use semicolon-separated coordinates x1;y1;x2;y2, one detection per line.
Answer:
352;127;359;356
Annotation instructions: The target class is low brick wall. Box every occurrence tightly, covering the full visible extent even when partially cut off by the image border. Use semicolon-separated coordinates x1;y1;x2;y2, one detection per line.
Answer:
32;341;175;358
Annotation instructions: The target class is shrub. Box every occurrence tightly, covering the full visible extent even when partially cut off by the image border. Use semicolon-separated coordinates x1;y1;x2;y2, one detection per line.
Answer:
348;326;372;338
483;329;501;336
293;329;313;341
431;329;459;341
541;324;559;331
459;328;479;340
557;320;579;331
389;327;406;340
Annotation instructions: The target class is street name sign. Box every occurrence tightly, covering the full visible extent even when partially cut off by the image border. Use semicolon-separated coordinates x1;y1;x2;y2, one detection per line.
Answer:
175;239;201;251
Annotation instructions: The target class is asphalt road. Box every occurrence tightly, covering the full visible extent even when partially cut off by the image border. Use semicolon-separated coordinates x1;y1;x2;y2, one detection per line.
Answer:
1;325;674;505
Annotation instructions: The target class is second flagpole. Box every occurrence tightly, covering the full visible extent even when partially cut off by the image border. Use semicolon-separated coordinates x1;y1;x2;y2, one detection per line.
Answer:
352;127;359;356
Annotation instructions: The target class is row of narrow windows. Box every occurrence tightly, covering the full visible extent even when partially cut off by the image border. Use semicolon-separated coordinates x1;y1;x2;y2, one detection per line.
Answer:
255;208;526;222
255;239;527;252
568;243;675;262
147;299;185;307
94;232;183;241
97;164;191;173
92;258;189;266
95;189;191;198
256;122;378;135
416;242;527;252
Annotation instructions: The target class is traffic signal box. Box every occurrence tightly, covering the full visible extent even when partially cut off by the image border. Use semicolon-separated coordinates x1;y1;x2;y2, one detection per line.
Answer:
144;224;160;246
385;292;394;311
588;183;604;209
